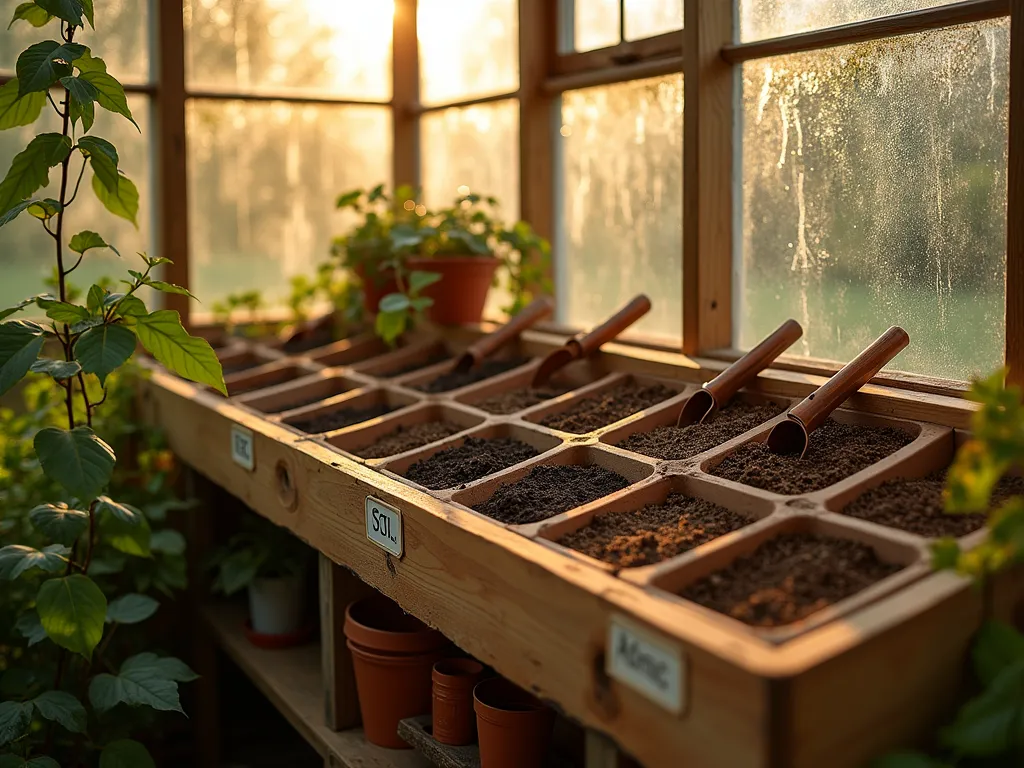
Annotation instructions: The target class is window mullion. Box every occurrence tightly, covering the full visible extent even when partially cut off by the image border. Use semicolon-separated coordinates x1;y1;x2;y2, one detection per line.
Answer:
393;0;420;189
1008;0;1023;384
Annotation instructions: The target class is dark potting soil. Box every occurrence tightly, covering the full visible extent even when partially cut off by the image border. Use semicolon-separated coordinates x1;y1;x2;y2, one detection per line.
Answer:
473;384;572;415
618;401;785;461
414;357;531;394
282;329;335;354
229;371;301;396
679;532;903;628
711;419;914;495
841;472;1024;539
290;404;395;434
475;464;630;525
558;493;749;568
382;353;452;378
404;436;541;490
354;421;462;459
538;382;678;434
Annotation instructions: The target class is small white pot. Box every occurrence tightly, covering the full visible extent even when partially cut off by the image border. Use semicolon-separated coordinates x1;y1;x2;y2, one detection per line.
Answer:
248;574;304;636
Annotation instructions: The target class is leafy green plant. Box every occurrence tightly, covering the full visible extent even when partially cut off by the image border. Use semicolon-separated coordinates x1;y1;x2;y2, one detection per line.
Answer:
287;260;364;339
0;4;226;764
875;369;1024;767
374;269;441;347
210;515;309;597
211;289;269;339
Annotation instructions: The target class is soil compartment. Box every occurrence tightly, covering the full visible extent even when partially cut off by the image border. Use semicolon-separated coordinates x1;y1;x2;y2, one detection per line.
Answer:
281;329;335;354
618;400;785;461
384;353;452;378
679;532;903;628
557;493;750;568
538;381;679;434
414;357;531;394
353;421;463;460
474;465;630;526
291;404;396;434
841;472;1024;538
711;418;915;495
404;436;541;490
473;384;573;415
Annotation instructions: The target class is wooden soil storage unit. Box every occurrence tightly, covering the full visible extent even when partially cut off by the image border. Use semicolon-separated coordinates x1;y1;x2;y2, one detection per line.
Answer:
139;327;1022;768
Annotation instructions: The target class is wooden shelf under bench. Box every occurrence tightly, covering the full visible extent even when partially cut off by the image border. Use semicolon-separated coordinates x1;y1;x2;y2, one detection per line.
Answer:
143;327;1018;768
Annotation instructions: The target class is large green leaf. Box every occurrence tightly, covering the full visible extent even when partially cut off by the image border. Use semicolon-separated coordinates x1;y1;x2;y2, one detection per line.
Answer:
132;310;226;394
0;544;69;579
0;79;45;130
973;620;1024;688
150;529;186;556
0;296;42;321
8;2;54;28
0;701;32;746
143;280;196;300
125;653;198;683
60;74;97;122
70;93;94;133
100;511;150;558
31;690;87;734
106;593;158;624
15;611;46;645
0;133;72;215
0;199;34;228
36;574;107;659
94;495;143;525
34;425;116;501
0;320;45;395
75;324;135;385
77;136;118;192
91;172;138;226
35;0;84;26
99;740;155;768
16;40;85;96
30;502;89;546
940;660;1024;756
30;358;81;380
79;68;137;130
89;652;193;713
69;229;114;256
35;297;89;324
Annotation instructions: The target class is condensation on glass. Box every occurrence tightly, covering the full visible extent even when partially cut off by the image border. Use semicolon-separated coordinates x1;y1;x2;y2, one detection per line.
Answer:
738;20;1008;380
186;101;391;307
418;0;518;106
625;0;683;41
184;0;393;100
559;75;683;342
0;98;153;309
740;1;953;42
0;0;150;81
421;101;520;318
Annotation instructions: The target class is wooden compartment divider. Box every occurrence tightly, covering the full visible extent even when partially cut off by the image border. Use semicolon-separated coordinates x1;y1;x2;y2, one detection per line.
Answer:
140;325;1015;768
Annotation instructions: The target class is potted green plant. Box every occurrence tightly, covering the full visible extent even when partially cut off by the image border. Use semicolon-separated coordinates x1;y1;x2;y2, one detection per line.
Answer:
211;516;312;647
331;183;429;314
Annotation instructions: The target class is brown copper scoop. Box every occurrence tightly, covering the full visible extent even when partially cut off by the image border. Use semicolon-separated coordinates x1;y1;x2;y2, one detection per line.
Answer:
676;319;803;427
452;296;554;373
765;326;910;458
532;294;651;387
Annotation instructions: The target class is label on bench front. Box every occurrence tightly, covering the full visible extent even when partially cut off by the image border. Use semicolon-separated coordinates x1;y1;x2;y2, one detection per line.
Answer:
230;425;255;471
365;496;403;558
607;615;685;714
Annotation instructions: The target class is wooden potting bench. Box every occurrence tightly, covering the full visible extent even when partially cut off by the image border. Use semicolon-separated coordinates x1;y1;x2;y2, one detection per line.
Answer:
140;325;1022;768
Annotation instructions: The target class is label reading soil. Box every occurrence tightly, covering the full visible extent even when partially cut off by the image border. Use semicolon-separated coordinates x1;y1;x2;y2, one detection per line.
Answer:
230;425;255;471
365;496;403;558
607;615;685;714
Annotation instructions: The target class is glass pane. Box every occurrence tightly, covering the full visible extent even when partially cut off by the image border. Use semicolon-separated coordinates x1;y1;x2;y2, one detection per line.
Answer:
560;75;683;342
739;21;1008;380
0;0;150;82
185;0;393;100
421;100;520;318
418;0;517;106
740;1;953;42
187;101;391;307
0;97;153;308
575;0;620;52
625;0;683;40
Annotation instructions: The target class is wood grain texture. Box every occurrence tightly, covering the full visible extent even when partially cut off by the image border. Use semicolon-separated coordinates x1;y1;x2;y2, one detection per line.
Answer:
155;0;191;326
1008;0;1023;385
202;602;429;767
723;0;1009;63
320;555;375;730
392;0;420;188
683;0;734;355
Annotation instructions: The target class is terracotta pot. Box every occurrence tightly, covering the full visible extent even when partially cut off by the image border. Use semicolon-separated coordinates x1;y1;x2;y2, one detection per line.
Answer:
354;262;399;315
474;678;554;768
432;658;484;746
344;597;448;749
406;256;500;326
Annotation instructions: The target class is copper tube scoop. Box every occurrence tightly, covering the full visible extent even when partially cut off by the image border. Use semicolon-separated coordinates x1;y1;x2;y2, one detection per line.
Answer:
532;295;651;387
452;296;554;373
765;326;910;459
676;319;803;427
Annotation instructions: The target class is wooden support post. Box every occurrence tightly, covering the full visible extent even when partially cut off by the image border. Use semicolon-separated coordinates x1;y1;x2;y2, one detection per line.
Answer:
682;0;735;355
586;730;640;768
392;0;420;188
319;554;375;730
1008;0;1023;385
155;0;191;327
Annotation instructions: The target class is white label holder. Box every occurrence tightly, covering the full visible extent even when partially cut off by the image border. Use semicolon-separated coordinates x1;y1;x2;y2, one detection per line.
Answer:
607;614;685;714
231;424;255;471
365;496;403;558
